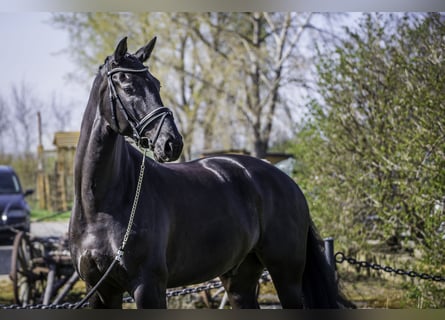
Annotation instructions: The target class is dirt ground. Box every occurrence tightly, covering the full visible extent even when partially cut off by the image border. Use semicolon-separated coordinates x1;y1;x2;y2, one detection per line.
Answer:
0;272;421;309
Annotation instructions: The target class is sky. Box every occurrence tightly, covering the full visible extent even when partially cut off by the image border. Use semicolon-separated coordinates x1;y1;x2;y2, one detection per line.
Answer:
0;12;344;154
0;11;395;155
0;10;439;154
0;12;87;136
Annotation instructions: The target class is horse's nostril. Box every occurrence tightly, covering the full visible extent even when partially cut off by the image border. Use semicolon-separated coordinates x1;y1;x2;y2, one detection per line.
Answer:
166;141;173;154
164;139;183;158
164;140;174;156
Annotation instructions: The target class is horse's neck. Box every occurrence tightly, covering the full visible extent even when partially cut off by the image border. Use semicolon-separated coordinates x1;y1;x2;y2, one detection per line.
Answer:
89;119;127;184
75;103;131;211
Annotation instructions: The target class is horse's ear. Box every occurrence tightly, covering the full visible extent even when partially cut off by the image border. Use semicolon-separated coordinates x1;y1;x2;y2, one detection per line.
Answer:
134;37;157;63
114;37;128;62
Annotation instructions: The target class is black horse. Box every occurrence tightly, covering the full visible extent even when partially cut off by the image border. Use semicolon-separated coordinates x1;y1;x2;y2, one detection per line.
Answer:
70;37;347;309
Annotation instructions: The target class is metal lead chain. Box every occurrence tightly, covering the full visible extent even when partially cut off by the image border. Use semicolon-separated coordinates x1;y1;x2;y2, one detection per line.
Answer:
117;147;148;258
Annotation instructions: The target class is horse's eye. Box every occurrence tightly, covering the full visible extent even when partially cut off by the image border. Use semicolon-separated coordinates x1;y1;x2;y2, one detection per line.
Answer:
123;86;133;94
118;73;130;82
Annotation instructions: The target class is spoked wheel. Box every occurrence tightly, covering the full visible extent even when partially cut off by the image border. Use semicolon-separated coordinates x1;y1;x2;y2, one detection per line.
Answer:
9;231;47;306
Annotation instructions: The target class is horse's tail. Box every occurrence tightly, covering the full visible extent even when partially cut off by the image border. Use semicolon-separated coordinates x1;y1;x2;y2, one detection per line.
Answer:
302;222;355;308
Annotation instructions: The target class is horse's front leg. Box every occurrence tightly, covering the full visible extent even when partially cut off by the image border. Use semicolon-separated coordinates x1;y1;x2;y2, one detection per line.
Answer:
132;276;167;308
89;285;123;309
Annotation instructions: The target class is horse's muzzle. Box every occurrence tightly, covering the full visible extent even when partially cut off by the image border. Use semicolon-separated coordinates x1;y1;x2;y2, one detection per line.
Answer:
153;135;183;163
164;138;183;161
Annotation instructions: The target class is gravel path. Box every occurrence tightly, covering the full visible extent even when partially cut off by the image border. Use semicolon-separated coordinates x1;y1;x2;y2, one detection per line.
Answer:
30;221;69;238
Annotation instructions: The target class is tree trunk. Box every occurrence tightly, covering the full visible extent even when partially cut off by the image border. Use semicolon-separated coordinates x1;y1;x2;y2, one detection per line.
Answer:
252;138;268;159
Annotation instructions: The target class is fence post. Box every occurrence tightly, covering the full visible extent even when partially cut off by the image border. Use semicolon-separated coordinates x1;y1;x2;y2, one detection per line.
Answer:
323;237;336;280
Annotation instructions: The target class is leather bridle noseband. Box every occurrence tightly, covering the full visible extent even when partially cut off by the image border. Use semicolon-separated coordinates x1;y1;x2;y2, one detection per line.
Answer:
107;65;173;150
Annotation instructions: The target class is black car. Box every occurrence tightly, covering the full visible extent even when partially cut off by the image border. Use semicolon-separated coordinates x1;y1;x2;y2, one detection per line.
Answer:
0;165;33;241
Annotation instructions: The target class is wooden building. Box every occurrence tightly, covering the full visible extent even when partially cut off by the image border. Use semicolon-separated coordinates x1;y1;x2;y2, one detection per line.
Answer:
36;131;79;212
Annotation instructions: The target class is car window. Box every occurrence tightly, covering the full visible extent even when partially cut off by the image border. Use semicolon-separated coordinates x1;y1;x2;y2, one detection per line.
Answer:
0;171;22;194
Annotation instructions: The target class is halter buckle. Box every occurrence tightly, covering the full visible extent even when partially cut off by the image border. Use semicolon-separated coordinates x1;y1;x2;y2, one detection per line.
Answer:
138;137;152;150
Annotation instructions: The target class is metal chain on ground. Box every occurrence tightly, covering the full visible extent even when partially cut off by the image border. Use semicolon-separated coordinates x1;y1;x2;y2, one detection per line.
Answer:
120;280;225;304
1;271;271;309
0;302;82;309
335;252;445;282
125;270;271;302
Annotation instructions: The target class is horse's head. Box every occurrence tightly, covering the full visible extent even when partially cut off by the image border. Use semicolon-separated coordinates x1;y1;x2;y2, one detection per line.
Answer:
100;37;183;162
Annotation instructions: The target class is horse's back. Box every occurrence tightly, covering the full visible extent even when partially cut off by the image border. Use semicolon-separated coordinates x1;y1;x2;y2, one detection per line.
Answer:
195;154;307;207
180;153;310;234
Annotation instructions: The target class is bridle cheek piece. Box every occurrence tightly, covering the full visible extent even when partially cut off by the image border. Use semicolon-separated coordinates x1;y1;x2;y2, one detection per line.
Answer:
106;66;173;150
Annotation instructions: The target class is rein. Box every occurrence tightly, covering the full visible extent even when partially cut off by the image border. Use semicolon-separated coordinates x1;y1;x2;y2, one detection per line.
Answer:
106;66;173;149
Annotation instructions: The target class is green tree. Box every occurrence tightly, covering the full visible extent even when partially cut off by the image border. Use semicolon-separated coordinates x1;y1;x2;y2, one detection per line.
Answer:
186;12;323;158
51;12;332;159
289;13;445;305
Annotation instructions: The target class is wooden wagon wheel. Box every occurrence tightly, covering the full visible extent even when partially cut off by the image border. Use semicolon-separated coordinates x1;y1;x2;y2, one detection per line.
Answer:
9;231;47;306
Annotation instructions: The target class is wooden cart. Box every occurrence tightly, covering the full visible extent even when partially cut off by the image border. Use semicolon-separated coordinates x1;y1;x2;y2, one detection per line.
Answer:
9;231;79;306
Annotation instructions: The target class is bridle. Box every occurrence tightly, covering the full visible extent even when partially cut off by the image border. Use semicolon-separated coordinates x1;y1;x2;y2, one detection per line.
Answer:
106;65;173;150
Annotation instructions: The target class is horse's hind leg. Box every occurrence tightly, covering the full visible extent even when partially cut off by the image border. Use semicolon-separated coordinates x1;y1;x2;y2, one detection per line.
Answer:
257;244;306;309
219;253;264;309
265;261;305;308
256;231;307;308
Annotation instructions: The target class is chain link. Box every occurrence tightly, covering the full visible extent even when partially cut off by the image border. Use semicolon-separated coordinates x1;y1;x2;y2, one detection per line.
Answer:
4;246;444;309
0;302;82;309
8;251;445;308
167;280;225;298
0;271;271;309
6;249;445;309
335;252;445;282
121;147;147;251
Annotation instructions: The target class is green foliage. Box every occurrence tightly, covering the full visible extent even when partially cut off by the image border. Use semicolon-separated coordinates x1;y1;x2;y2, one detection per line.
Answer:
288;13;445;306
31;209;71;222
50;12;324;159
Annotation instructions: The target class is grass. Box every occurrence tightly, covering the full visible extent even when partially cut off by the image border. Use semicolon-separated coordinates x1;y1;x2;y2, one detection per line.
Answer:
30;209;71;222
0;276;86;307
0;278;14;306
26;198;71;222
0;272;439;309
339;270;413;308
